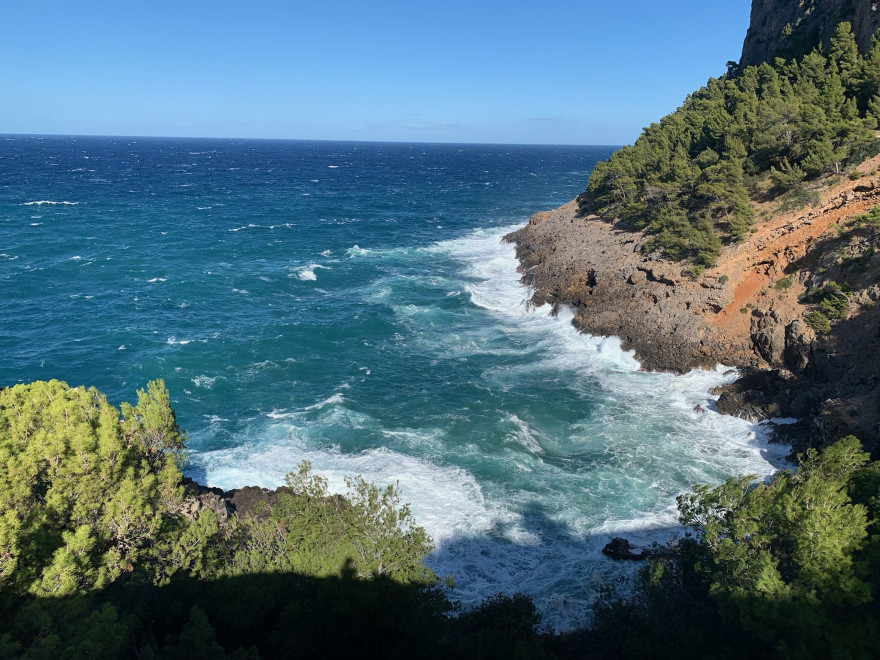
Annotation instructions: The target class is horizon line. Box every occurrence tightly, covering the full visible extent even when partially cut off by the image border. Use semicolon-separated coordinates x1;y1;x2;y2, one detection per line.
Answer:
2;132;625;149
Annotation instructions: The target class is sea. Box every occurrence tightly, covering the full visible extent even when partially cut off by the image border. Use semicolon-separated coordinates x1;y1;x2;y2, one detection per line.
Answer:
0;135;790;629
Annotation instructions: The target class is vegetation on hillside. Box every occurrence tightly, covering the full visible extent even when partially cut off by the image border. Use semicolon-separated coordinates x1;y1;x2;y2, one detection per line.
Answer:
587;23;880;266
0;380;459;657
583;436;880;659
3;381;880;657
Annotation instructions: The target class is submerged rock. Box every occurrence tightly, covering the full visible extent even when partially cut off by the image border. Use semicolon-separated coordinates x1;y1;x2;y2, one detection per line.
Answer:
601;537;647;561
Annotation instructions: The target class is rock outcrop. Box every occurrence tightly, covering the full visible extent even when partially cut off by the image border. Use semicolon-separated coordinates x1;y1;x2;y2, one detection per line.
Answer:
506;157;880;455
740;0;880;67
178;477;296;521
601;537;677;561
505;201;725;373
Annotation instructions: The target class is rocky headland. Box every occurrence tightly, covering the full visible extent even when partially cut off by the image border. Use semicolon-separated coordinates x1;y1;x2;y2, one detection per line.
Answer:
506;155;880;455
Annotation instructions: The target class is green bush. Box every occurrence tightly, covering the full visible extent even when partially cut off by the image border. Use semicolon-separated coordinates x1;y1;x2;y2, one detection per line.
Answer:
0;380;437;597
0;380;474;658
589;436;880;659
801;283;849;321
855;204;880;226
778;187;821;213
805;309;832;333
774;274;794;290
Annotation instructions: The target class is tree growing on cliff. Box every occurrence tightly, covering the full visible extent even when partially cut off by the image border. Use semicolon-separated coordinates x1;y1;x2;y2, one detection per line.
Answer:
587;22;880;267
589;436;880;659
0;380;451;656
0;379;182;597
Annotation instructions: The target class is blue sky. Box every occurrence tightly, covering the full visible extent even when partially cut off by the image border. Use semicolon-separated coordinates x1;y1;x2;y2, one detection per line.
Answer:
3;1;752;145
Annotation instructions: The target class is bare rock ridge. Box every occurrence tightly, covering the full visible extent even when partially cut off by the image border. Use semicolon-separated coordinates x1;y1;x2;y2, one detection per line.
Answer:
740;0;880;67
505;156;880;454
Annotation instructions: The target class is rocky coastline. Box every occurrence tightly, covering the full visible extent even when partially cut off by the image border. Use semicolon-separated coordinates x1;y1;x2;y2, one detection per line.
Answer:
505;157;880;456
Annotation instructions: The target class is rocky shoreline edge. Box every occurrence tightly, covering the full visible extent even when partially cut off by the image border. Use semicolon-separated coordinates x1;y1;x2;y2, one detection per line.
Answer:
504;158;880;457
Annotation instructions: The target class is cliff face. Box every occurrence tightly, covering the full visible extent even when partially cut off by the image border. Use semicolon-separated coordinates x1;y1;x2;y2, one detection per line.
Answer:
740;0;880;67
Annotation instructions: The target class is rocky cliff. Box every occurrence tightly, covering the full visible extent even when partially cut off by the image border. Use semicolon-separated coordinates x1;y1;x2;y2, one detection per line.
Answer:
506;156;880;454
740;0;880;67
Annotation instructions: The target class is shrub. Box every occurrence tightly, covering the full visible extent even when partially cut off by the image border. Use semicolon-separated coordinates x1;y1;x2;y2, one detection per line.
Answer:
774;275;794;290
683;265;705;279
802;283;849;319
855;205;880;227
779;187;821;213
805;310;832;333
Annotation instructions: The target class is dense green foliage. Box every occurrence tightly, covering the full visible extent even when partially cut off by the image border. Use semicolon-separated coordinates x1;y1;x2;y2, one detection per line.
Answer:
1;380;525;658
855;203;880;227
212;462;434;584
587;436;880;659
587;23;880;266
0;379;184;598
3;389;880;657
800;281;851;333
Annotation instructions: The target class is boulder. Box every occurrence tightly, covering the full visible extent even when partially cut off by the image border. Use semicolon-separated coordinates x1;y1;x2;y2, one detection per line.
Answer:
602;537;646;561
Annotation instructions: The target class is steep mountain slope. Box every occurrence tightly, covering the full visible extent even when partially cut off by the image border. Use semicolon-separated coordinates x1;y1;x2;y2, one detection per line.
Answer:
741;0;880;67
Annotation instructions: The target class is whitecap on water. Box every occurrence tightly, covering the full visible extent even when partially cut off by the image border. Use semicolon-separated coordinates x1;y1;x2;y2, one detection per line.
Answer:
192;375;218;389
197;440;506;550
21;200;79;206
290;263;328;281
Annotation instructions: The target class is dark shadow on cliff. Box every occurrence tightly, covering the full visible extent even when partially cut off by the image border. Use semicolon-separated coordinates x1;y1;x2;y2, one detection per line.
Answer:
764;218;880;456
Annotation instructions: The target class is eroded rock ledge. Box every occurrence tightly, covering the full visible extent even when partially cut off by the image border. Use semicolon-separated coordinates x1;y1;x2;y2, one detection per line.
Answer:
506;160;880;455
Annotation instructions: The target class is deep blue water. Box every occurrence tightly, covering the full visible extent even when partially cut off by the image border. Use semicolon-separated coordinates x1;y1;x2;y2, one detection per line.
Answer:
0;135;786;628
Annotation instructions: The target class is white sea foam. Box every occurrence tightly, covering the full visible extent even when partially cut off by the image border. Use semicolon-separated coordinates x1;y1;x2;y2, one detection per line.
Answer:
166;337;191;346
345;245;372;258
198;440;505;548
21;200;79;206
291;264;327;281
191;223;791;631
229;223;260;232
304;393;346;410
504;414;545;454
193;375;218;389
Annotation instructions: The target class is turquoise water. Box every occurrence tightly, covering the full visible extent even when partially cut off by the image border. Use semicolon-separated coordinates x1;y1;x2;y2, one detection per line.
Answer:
0;135;788;628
